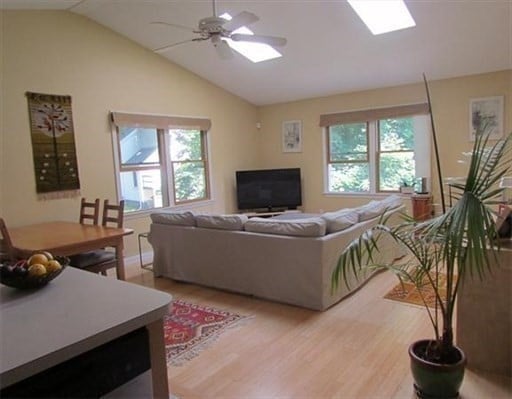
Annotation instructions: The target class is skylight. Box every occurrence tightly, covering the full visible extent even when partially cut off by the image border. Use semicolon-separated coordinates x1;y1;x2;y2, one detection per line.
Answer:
347;0;416;35
220;13;282;63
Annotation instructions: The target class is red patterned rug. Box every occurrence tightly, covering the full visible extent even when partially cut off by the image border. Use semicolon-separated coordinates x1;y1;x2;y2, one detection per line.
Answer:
384;274;449;309
164;299;251;366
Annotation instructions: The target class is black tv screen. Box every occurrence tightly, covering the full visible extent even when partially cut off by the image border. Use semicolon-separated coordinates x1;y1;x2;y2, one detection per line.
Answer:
236;168;302;211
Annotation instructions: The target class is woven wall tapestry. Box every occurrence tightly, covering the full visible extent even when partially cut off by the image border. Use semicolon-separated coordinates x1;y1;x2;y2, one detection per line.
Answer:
26;92;81;199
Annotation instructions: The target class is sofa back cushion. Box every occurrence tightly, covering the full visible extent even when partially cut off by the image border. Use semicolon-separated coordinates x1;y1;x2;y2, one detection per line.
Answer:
356;195;403;222
150;210;196;226
244;217;326;237
356;200;386;221
381;194;403;210
321;209;359;233
195;214;248;231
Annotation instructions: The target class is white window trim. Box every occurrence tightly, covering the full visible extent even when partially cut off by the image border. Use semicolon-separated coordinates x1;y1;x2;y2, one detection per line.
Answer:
323;115;431;195
110;116;213;216
368;122;378;193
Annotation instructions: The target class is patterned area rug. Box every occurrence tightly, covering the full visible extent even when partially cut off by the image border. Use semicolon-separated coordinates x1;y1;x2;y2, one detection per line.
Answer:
384;274;448;308
164;299;251;366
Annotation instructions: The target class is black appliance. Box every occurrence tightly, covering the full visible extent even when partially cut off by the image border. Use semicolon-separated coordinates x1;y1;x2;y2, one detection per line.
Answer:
235;168;302;211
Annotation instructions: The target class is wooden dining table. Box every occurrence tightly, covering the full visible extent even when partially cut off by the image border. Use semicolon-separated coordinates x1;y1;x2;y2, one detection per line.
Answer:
8;221;134;280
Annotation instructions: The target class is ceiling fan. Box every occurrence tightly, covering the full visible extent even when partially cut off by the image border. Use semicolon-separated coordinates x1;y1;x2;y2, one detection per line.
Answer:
152;0;287;59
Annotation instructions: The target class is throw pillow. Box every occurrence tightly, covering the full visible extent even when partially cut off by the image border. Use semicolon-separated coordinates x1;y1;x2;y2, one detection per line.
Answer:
244;217;326;237
321;210;359;233
150;210;196;226
195;214;248;231
356;200;386;221
381;194;403;210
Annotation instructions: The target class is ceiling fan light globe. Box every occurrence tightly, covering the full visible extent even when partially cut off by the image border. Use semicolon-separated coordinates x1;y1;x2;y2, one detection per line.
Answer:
198;16;226;34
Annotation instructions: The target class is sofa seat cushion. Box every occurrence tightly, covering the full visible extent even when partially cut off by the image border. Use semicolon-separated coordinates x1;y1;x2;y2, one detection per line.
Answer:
244;217;326;237
195;214;248;231
321;209;359;233
150;210;196;226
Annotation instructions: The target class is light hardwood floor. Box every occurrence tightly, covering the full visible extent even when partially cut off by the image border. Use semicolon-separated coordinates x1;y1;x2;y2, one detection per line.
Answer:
124;262;511;399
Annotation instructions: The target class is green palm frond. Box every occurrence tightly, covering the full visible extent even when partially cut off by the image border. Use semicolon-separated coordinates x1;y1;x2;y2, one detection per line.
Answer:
331;128;512;358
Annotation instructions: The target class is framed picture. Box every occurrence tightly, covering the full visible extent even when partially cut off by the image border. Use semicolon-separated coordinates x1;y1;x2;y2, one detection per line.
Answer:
282;120;302;153
469;96;504;141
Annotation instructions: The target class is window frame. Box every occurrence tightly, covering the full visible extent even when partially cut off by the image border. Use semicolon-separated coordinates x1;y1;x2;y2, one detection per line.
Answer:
323;109;429;195
376;118;416;192
327;122;370;165
326;122;371;193
168;128;210;205
110;112;212;216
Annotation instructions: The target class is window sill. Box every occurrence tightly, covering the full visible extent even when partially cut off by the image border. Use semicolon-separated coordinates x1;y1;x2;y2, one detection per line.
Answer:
323;192;402;198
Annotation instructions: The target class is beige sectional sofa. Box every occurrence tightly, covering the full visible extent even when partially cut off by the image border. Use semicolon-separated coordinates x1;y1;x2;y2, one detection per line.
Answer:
148;196;406;311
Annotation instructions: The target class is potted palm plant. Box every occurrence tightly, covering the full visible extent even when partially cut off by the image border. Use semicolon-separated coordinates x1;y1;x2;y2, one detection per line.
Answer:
331;82;512;398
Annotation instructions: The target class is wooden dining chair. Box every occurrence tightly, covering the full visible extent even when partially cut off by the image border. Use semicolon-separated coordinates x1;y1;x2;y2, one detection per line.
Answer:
79;198;100;225
70;199;125;277
102;199;125;228
0;217;17;261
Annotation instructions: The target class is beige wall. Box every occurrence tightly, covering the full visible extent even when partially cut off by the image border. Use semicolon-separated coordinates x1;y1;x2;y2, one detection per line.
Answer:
0;11;5;217
257;70;511;213
2;10;510;258
0;10;260;256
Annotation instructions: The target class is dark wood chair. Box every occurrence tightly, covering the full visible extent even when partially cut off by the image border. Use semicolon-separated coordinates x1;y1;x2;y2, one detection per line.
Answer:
79;198;100;225
102;199;125;228
0;217;17;261
70;200;125;277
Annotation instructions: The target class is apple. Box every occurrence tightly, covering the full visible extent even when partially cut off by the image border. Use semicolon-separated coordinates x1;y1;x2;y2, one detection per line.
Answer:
15;260;28;269
13;265;28;277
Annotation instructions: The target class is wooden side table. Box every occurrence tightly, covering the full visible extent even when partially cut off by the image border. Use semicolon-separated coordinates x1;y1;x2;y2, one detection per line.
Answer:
411;194;433;221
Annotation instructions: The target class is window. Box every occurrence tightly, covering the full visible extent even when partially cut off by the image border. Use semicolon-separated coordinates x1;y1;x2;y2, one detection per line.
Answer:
118;127;164;212
111;112;211;213
169;129;209;204
321;104;430;194
328;122;369;192
378;117;415;191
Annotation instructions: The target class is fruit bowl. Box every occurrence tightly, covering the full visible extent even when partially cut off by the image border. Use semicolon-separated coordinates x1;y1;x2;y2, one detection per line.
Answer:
0;256;69;289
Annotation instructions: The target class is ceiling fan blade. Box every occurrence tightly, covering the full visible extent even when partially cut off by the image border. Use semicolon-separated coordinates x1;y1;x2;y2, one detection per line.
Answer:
213;39;234;60
153;39;198;53
223;11;259;32
230;33;287;47
150;21;195;33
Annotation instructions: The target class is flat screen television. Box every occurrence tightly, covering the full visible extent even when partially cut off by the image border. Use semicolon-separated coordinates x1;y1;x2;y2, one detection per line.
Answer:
235;168;302;211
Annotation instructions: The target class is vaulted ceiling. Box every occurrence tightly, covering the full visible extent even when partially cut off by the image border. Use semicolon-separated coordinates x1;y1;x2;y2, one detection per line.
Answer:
2;1;511;105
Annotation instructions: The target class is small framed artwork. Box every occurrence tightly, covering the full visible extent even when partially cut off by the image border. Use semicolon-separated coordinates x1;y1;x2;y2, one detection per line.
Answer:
282;120;302;153
469;96;504;141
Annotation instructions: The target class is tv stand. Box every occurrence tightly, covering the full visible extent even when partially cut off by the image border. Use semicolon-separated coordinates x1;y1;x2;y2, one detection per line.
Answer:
242;209;301;219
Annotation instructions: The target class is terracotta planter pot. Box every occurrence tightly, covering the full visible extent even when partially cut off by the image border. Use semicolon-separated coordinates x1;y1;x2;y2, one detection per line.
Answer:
409;340;466;399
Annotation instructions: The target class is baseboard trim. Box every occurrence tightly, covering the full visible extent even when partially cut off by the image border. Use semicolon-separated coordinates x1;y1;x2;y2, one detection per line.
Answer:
125;251;153;268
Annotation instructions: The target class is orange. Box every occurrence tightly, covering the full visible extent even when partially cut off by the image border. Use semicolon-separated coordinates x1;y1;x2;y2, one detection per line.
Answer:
46;259;62;273
27;253;49;267
28;263;47;277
